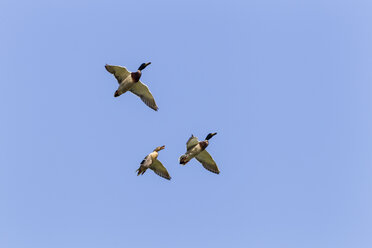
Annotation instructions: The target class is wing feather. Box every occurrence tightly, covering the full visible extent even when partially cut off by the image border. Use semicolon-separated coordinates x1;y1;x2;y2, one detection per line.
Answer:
141;155;152;168
105;64;130;83
195;150;220;174
130;81;159;111
150;159;171;180
136;155;152;176
186;135;199;151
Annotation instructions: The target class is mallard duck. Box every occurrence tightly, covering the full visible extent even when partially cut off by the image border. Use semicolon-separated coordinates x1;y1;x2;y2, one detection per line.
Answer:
105;62;159;111
136;145;171;180
179;133;220;174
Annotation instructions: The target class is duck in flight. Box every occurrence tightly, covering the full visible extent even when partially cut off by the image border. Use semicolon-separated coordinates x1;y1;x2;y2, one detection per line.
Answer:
136;145;171;180
105;62;159;111
179;133;220;174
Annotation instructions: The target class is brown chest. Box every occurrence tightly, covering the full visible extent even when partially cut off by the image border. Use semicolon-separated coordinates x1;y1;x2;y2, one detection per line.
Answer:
131;71;142;82
199;141;209;151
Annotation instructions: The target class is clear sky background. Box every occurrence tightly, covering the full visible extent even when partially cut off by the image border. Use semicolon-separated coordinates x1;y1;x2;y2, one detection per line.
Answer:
1;0;372;247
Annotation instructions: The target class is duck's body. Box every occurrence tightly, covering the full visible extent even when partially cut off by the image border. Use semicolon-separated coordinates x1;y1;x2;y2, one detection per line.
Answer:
180;140;208;164
105;62;159;111
179;133;220;174
114;75;135;96
137;146;171;180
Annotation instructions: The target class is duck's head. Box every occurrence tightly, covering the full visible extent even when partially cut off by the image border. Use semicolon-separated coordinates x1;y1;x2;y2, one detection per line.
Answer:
154;145;165;152
138;62;151;71
205;132;217;140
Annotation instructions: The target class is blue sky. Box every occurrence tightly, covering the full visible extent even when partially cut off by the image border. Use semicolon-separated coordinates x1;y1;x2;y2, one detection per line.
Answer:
1;0;372;247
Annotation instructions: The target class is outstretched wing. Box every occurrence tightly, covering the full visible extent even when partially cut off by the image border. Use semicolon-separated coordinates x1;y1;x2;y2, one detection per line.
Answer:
195;150;220;174
105;64;131;83
150;159;171;180
130;81;159;111
186;135;199;151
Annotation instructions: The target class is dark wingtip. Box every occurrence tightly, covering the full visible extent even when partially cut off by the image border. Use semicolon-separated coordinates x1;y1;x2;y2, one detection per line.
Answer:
105;64;113;74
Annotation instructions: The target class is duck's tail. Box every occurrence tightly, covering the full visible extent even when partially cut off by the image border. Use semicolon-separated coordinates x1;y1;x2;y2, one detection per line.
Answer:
179;154;191;165
136;166;147;176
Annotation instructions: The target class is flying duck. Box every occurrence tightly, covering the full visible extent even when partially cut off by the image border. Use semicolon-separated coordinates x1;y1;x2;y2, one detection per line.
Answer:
136;145;171;180
105;62;159;111
179;133;220;174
